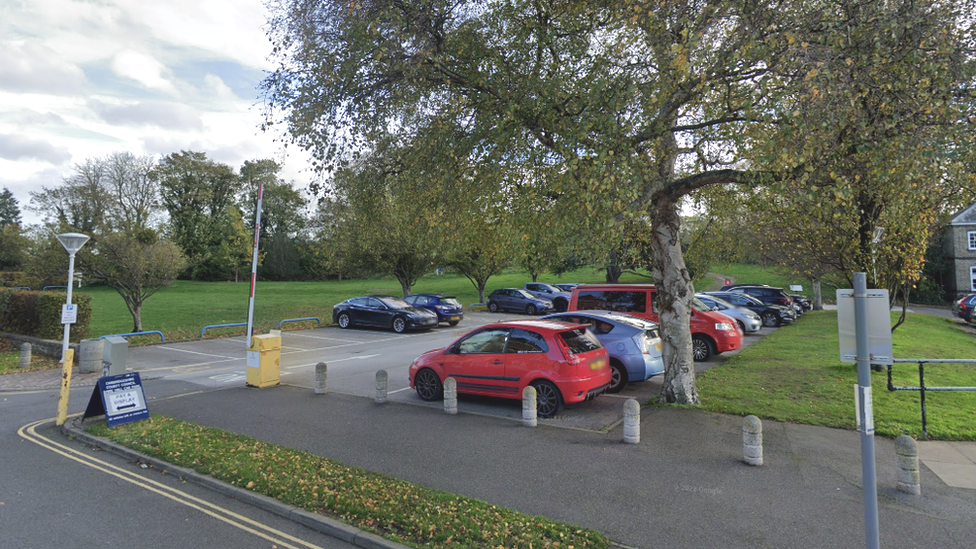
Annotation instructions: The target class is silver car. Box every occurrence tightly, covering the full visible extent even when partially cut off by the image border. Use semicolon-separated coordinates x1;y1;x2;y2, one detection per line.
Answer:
695;294;762;333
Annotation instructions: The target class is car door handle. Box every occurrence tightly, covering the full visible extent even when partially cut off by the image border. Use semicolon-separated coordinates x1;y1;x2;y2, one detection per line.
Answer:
492;360;503;364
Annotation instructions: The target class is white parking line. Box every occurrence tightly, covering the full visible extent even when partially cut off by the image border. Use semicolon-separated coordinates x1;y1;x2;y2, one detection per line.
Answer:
157;346;241;360
389;387;411;394
281;333;360;343
283;354;380;369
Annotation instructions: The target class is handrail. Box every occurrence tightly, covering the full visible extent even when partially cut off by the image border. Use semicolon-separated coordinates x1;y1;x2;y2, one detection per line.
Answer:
9;286;31;290
200;322;247;338
887;358;976;437
278;317;321;329
43;285;67;291
99;331;165;343
470;302;486;311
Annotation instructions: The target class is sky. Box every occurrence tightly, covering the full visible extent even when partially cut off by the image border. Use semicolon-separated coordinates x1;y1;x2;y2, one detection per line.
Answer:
0;0;314;225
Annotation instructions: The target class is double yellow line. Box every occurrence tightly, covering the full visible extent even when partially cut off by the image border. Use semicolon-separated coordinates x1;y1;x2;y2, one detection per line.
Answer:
18;417;327;549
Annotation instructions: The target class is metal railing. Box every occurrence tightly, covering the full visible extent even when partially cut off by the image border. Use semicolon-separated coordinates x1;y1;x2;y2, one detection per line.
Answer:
277;317;321;329
200;322;247;338
886;358;976;437
42;285;67;291
99;331;165;343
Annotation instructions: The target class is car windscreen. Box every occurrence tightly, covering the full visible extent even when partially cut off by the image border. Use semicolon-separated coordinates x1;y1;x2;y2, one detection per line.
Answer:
731;293;764;305
379;297;411;309
599;314;653;331
691;297;713;311
439;297;461;307
514;289;535;299
558;328;603;354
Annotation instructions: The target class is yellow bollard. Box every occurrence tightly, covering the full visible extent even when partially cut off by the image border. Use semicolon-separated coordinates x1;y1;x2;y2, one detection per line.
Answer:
56;349;75;426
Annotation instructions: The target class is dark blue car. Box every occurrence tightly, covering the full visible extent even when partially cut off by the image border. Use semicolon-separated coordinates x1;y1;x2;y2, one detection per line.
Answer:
404;293;464;326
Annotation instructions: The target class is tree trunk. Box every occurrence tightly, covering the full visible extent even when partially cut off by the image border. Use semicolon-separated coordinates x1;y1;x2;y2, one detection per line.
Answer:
605;265;622;283
649;200;698;405
812;279;823;311
398;278;411;297
128;302;143;332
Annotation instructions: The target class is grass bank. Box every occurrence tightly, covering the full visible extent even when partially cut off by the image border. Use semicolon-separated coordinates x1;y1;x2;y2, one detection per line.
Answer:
697;311;976;440
0;338;59;374
88;416;608;549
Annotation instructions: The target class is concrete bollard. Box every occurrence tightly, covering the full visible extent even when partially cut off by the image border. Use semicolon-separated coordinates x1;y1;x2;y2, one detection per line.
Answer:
522;386;538;427
78;339;105;373
18;342;31;369
623;399;641;444
375;370;388;404
895;435;921;495
743;415;763;466
314;362;328;394
444;377;457;415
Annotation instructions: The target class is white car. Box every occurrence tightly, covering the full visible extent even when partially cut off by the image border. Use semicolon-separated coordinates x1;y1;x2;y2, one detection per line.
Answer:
695;294;762;333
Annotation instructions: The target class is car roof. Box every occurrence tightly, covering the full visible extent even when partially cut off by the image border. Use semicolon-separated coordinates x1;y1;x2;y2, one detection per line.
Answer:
482;319;588;332
573;283;656;290
543;310;658;329
408;293;456;298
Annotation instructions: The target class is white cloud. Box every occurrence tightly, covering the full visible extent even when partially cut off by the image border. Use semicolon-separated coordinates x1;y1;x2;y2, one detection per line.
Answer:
89;99;203;130
0;40;87;94
0;134;72;164
111;50;176;93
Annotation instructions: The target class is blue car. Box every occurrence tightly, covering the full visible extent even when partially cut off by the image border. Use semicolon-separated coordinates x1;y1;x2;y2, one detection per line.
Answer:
542;310;664;393
486;288;553;315
523;282;571;312
404;293;464;326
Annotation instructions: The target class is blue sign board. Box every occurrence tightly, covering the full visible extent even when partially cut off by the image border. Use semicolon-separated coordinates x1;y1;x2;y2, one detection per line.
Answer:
83;372;150;428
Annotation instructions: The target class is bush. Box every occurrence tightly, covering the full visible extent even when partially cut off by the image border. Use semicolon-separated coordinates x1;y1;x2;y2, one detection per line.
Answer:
0;288;91;341
0;271;40;289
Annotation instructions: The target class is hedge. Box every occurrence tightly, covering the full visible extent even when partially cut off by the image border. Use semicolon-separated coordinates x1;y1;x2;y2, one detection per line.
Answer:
0;288;92;341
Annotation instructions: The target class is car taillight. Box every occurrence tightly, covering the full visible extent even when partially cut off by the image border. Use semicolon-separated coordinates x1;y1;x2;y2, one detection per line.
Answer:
555;336;581;364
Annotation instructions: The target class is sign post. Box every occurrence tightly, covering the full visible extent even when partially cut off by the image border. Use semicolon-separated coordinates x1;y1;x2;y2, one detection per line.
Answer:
837;273;887;549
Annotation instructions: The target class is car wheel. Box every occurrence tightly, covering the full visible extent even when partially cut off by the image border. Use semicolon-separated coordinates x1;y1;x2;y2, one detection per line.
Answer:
607;360;628;393
488;301;499;313
692;335;714;362
525;304;537;315
761;312;781;328
414;369;443;401
554;299;568;312
392;316;407;333
448;320;460;326
736;320;746;333
337;313;351;329
532;380;563;418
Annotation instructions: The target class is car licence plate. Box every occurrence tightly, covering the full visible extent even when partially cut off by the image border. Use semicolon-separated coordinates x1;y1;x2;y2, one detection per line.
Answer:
449;316;459;321
589;358;606;371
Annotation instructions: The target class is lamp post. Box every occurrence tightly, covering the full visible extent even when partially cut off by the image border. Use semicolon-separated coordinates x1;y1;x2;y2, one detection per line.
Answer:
57;232;90;361
55;232;88;427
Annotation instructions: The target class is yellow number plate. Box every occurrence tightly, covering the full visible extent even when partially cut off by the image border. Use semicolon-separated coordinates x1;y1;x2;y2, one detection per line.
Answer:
589;358;606;371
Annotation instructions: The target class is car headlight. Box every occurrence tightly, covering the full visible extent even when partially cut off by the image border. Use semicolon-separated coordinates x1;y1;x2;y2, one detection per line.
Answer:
715;322;735;331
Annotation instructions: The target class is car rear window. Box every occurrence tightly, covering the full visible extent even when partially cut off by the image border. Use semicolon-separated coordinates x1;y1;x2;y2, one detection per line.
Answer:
558;328;603;354
439;297;461;307
575;290;647;313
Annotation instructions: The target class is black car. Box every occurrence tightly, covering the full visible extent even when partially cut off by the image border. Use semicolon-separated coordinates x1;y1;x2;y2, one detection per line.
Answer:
720;284;795;310
404;293;464;326
333;296;438;333
789;294;813;311
703;291;796;328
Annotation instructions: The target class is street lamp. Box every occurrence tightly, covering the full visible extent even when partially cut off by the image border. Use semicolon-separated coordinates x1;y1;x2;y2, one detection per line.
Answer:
57;232;89;361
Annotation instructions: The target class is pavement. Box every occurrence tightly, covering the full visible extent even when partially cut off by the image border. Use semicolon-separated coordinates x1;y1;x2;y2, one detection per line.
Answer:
4;312;976;548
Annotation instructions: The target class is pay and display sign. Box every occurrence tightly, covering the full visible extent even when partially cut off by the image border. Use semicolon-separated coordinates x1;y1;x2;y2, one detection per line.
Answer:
83;372;150;428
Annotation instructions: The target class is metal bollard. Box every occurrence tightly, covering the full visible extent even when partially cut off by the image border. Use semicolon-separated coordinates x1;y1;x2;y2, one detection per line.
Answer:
314;362;328;394
623;399;641;444
18;342;31;369
375;370;388;404
444;377;457;415
522;386;537;427
743;415;763;466
895;435;921;495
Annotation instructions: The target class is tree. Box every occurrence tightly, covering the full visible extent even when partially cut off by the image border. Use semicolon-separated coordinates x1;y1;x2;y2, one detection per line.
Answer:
262;0;974;403
102;152;160;232
0;224;29;271
29;158;113;233
0;187;21;226
83;230;187;332
154;151;243;280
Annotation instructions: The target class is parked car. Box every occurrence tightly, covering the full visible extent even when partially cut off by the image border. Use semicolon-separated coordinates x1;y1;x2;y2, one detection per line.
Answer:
720;284;796;311
542;311;664;393
408;319;611;417
694;293;762;333
790;294;813;311
554;283;580;293
404;293;464;326
568;284;742;362
333;296;438;333
953;293;976;320
487;288;553;315
524;282;571;311
703;291;795;327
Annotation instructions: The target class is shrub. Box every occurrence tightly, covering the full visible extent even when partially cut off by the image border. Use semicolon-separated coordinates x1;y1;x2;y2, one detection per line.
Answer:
0;288;91;341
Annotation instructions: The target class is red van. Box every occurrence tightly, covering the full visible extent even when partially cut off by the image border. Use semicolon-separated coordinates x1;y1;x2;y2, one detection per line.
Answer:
568;284;741;361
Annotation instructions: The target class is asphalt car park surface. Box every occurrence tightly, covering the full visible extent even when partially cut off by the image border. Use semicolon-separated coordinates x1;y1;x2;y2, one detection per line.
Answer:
124;311;770;432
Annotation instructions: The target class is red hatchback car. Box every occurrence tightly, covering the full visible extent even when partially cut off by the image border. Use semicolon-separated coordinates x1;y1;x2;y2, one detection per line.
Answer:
408;320;611;418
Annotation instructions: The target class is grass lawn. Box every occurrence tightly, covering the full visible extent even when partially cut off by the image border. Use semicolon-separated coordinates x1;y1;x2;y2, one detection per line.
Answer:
696;310;976;440
75;267;655;341
88;416;608;549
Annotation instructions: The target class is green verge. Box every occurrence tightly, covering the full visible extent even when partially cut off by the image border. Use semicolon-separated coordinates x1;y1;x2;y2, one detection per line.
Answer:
87;415;608;549
0;338;59;374
696;310;976;440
